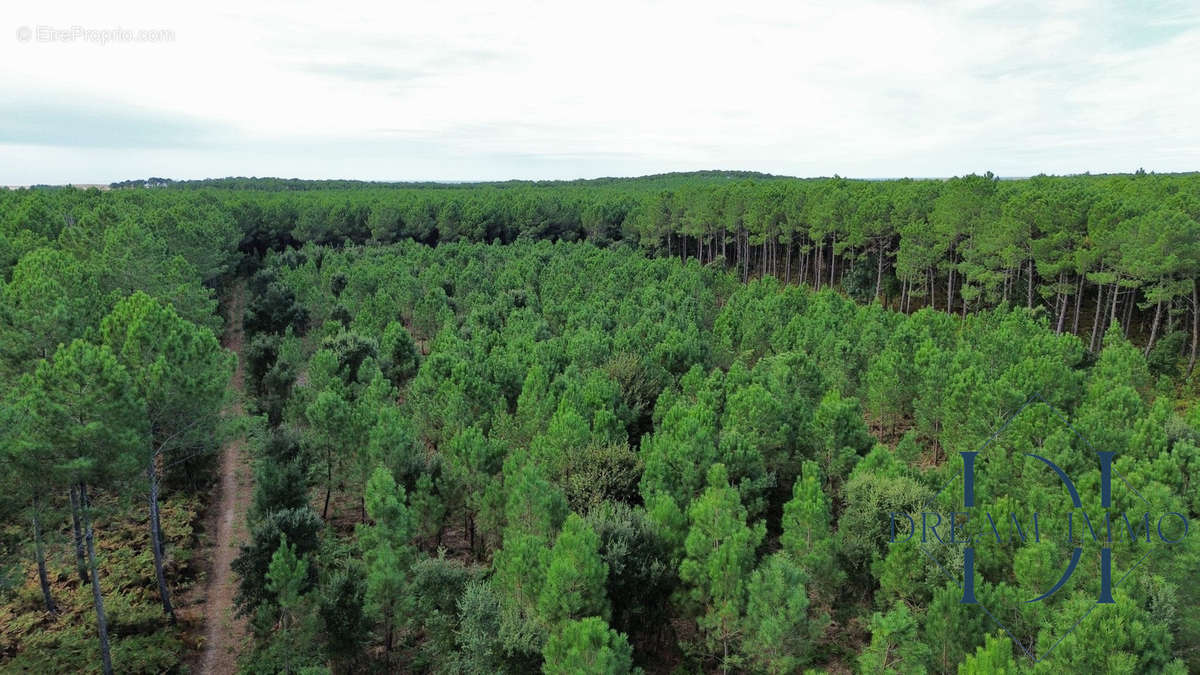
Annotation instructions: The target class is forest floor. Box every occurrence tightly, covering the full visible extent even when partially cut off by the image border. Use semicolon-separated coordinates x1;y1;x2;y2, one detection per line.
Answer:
191;280;253;673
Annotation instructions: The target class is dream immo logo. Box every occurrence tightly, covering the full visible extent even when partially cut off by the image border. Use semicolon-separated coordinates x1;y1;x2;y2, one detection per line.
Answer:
887;393;1190;664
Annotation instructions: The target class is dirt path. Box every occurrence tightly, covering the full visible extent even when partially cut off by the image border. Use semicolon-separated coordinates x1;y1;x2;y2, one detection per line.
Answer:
197;280;253;674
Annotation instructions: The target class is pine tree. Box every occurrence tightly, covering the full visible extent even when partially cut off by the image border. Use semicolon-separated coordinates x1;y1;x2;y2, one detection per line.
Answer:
233;507;322;615
29;340;146;675
680;463;765;672
380;320;419;386
638;401;719;508
857;604;930;674
266;533;309;624
0;248;101;368
812;390;873;484
306;387;361;520
780;460;843;602
359;467;412;660
443;426;505;557
538;513;610;625
99;291;231;623
1;382;59;614
922;581;986;673
409;472;446;547
542;617;634;675
742;553;822;674
250;534;323;673
493;453;568;604
958;633;1018;674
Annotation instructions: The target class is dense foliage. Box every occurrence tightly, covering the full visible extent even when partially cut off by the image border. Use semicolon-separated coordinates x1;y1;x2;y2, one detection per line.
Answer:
0;186;235;672
235;234;1196;672
104;170;1200;379
1;171;1198;672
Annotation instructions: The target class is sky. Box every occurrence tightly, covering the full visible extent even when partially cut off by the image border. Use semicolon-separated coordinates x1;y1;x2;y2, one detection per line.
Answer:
2;0;1198;184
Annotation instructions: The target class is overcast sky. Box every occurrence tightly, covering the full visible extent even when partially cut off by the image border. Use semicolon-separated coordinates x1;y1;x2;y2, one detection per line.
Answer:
2;0;1198;184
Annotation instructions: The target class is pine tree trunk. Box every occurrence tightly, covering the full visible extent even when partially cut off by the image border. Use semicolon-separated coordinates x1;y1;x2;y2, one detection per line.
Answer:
81;484;114;675
1123;287;1134;337
323;448;333;520
69;484;89;584
929;268;936;311
1144;299;1163;357
874;242;885;303
147;456;175;622
1188;279;1198;376
740;229;748;282
1090;280;1105;352
731;229;737;274
946;259;955;314
734;228;744;281
1027;258;1034;309
467;514;476;559
1055;273;1068;334
32;493;57;615
1109;281;1121;335
738;229;743;280
385;607;394;661
814;241;822;290
829;239;836;288
1072;275;1084;335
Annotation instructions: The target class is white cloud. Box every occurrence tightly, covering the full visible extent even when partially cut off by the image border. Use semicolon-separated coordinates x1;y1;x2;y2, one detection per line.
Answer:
1;0;1197;182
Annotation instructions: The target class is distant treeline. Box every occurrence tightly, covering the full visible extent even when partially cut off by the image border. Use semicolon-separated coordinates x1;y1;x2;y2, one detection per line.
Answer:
108;170;787;192
10;170;1200;373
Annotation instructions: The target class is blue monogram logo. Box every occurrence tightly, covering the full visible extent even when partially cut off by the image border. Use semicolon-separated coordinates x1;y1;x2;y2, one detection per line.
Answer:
958;450;1119;605
886;393;1191;664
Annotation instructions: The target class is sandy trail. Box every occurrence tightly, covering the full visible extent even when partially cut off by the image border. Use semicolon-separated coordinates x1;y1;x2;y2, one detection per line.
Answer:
197;280;253;674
